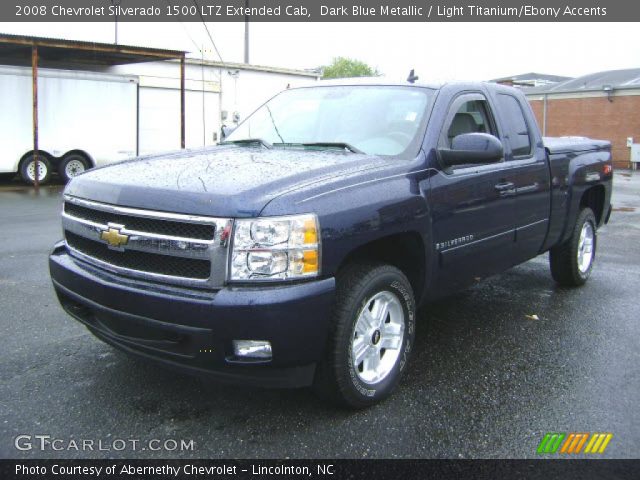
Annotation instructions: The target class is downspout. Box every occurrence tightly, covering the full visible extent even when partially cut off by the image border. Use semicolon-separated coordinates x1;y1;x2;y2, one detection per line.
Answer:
542;94;547;136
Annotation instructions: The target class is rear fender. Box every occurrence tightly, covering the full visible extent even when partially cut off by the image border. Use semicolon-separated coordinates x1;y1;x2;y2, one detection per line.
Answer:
547;147;612;249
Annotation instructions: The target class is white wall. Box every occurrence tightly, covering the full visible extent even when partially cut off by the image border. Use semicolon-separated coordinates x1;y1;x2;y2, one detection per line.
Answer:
0;59;318;174
111;60;318;152
218;68;317;127
137;88;220;155
0;66;137;173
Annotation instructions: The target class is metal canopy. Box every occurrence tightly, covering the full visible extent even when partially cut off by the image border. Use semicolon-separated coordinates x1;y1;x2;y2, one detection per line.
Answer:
0;33;185;66
0;33;187;189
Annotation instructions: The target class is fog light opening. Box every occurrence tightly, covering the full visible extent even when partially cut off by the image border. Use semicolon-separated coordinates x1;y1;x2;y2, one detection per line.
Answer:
233;340;273;359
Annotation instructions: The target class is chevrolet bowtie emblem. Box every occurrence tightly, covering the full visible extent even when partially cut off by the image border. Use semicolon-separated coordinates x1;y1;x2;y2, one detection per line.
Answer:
100;226;129;248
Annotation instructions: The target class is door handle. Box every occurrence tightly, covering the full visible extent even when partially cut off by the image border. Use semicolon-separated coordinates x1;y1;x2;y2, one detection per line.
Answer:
494;182;516;196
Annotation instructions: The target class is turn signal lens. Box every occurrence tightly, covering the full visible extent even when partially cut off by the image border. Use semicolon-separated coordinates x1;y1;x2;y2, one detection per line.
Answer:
302;250;319;274
303;219;318;244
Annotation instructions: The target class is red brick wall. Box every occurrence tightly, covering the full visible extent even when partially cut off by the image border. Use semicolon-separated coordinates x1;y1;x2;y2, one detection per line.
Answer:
528;94;640;169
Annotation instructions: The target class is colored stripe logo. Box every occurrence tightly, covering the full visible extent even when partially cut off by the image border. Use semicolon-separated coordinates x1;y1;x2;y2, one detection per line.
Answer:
537;433;613;454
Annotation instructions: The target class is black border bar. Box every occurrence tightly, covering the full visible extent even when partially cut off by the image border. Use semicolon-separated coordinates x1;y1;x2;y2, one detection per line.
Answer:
3;0;639;22
1;459;639;480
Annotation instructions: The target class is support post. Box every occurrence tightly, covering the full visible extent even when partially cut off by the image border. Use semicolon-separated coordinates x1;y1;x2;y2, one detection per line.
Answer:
32;45;39;189
244;0;250;64
180;54;186;149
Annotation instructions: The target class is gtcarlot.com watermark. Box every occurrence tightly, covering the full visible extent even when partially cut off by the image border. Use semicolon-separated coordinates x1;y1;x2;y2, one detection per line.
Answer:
14;435;195;452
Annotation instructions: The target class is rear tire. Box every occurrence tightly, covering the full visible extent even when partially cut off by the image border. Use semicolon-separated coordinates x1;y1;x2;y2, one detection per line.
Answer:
19;154;51;185
549;208;597;286
313;262;416;408
59;154;90;182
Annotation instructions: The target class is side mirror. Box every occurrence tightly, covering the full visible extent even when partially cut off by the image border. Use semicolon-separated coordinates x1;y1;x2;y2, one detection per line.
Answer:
439;133;504;167
221;125;236;140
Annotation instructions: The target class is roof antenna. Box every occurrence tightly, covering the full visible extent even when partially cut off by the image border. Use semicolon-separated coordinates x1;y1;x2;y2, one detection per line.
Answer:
407;69;419;84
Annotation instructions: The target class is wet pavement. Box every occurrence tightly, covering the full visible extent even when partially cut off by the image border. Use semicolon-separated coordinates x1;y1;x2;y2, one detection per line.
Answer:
0;173;638;459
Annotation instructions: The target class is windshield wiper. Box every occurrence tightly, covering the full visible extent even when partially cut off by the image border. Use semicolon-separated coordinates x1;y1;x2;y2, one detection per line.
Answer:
221;138;272;149
274;142;364;154
266;106;286;144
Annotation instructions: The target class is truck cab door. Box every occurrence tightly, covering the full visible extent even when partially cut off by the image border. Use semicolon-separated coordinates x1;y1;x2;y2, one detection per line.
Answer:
429;93;517;292
493;93;550;263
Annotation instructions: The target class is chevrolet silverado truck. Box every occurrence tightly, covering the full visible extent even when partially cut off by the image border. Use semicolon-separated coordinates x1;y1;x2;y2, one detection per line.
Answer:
49;79;612;408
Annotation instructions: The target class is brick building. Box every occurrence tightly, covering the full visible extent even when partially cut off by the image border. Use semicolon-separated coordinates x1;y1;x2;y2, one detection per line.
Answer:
522;69;640;170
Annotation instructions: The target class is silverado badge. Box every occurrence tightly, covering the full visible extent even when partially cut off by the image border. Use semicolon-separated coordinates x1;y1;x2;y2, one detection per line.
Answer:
100;225;129;248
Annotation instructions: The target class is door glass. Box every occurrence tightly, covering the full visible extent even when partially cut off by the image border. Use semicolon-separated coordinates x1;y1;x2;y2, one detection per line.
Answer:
496;94;532;157
446;100;496;147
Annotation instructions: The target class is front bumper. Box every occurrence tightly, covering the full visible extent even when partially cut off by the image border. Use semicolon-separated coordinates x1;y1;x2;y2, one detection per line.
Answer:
49;242;335;388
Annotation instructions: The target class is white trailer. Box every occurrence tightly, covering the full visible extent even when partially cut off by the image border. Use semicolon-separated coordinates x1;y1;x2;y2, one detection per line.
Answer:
0;65;137;184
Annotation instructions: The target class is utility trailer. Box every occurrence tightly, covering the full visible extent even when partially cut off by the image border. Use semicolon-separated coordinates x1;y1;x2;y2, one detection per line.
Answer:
0;65;138;184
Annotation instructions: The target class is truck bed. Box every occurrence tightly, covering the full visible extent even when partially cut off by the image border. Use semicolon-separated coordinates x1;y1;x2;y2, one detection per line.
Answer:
543;136;611;154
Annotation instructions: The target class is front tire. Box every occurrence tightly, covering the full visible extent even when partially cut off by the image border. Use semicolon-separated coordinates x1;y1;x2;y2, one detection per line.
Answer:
550;208;597;286
19;154;51;185
314;262;416;408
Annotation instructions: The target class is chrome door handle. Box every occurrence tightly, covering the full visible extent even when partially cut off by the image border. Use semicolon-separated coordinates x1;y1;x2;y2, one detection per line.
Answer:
495;182;516;196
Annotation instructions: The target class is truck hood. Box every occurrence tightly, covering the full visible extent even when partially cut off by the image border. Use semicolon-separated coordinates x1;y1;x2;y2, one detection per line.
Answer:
65;146;391;217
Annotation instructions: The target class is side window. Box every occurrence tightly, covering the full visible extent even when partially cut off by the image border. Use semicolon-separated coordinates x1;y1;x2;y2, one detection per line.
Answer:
446;99;497;148
496;94;532;157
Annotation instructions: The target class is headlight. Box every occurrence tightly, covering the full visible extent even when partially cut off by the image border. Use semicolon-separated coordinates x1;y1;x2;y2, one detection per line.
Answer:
229;214;320;281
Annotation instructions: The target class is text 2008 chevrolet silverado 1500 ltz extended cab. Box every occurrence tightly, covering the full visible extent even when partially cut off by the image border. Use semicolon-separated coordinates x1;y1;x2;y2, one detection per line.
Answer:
49;79;612;407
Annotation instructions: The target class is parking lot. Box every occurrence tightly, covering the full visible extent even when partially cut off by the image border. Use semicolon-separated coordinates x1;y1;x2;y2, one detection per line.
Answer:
0;172;638;459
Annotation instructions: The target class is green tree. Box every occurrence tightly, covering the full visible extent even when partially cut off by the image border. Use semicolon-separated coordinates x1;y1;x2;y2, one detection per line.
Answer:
322;57;380;79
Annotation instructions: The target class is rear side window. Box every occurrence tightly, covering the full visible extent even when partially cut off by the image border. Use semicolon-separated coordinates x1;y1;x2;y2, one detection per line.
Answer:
496;94;532;157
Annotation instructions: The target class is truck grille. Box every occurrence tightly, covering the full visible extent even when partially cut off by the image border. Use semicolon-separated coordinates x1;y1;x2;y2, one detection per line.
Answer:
62;196;232;288
64;202;215;240
65;231;211;279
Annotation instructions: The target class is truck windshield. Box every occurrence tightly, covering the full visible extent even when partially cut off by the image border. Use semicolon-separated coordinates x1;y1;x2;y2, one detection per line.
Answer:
225;85;433;157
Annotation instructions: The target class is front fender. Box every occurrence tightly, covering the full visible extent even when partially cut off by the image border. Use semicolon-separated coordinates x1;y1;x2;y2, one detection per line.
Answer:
261;161;433;284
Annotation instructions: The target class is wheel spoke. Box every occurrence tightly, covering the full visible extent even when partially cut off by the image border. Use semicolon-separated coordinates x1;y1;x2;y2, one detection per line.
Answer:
353;339;368;366
371;298;390;326
380;333;402;350
354;317;368;336
584;238;593;253
383;321;402;336
363;349;381;373
360;308;377;331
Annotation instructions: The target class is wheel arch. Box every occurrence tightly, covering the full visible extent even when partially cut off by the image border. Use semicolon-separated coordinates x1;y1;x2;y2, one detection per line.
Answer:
18;150;55;170
336;232;427;306
580;184;605;227
62;150;95;168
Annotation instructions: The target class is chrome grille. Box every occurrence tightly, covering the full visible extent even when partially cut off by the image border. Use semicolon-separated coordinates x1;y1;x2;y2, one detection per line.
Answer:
62;195;232;288
64;202;216;240
65;232;211;279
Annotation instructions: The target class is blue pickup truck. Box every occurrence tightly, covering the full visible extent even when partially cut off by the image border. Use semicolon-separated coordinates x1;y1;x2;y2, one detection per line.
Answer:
49;79;612;407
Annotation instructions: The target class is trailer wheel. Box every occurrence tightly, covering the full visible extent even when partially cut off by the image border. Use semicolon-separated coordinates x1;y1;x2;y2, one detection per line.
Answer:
59;154;90;182
20;154;51;185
